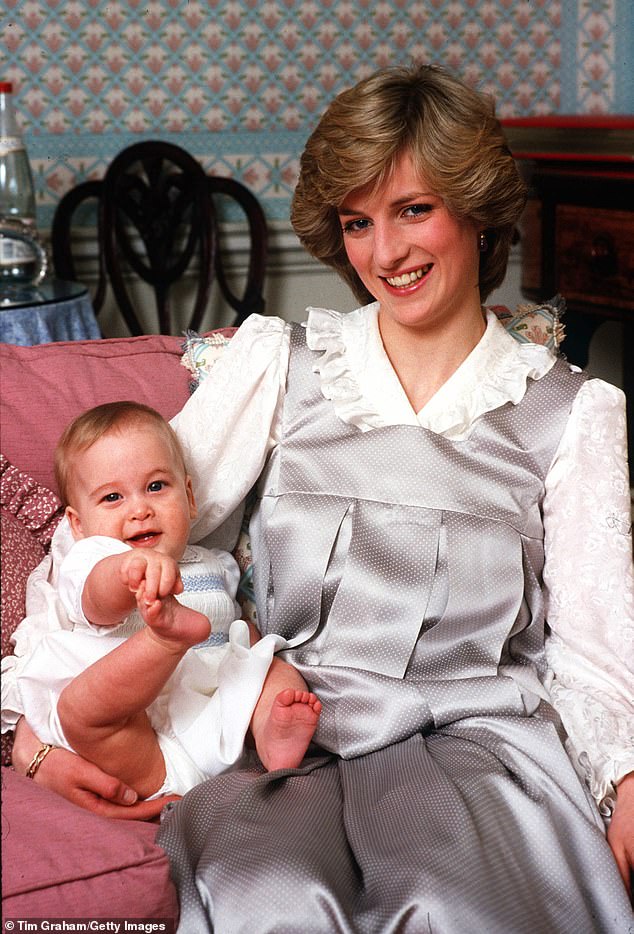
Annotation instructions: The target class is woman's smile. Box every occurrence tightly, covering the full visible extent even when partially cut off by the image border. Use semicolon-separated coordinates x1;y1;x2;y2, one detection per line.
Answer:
384;263;433;290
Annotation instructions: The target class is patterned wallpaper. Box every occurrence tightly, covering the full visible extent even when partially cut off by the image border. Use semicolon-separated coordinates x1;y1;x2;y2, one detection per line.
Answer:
3;0;633;227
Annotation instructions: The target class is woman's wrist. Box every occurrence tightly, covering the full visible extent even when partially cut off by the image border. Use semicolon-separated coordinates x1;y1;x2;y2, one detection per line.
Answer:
25;742;56;779
11;716;44;775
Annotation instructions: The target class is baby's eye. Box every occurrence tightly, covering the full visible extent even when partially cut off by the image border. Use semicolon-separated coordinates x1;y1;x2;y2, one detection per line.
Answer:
341;217;371;235
148;480;165;493
102;492;121;503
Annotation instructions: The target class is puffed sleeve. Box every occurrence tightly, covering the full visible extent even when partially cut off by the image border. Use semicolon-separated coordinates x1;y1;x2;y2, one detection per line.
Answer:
171;314;291;546
542;376;634;813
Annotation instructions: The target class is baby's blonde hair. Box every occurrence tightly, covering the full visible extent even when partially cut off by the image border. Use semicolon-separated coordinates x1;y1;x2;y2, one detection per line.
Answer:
55;401;187;507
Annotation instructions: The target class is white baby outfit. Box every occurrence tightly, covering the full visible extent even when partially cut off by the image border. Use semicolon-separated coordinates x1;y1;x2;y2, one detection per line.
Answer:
13;524;282;795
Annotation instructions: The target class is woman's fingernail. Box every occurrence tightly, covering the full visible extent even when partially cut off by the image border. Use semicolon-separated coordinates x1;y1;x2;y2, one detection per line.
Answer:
123;788;138;804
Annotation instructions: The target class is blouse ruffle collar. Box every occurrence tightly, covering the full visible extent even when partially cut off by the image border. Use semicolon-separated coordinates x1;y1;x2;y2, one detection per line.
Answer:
305;303;557;439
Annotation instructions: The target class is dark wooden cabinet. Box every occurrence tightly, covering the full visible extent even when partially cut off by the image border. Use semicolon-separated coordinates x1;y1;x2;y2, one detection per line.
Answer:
503;116;634;463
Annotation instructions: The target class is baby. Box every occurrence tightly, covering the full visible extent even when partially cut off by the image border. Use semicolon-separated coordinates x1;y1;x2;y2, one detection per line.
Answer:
16;401;321;800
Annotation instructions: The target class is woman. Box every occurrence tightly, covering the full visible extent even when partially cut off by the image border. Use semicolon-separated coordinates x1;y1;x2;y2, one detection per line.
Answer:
10;64;634;929
156;64;633;931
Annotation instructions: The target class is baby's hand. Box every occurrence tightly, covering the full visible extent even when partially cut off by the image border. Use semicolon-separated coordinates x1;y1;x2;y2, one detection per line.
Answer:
119;550;184;605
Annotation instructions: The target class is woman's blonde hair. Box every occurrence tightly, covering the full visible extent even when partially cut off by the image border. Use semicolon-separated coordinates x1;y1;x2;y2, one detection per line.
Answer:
55;401;187;507
291;63;526;303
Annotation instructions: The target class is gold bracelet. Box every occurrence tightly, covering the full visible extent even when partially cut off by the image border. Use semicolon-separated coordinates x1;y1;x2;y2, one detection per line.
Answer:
25;743;55;779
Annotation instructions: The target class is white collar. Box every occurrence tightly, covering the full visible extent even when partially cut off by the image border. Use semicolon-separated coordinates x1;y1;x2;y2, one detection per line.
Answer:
305;303;556;439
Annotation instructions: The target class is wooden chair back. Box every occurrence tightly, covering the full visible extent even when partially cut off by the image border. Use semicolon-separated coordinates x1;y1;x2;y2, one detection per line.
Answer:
51;140;268;335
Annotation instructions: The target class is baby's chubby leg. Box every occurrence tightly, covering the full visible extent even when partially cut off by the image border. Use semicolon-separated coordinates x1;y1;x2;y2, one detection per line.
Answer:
58;592;211;798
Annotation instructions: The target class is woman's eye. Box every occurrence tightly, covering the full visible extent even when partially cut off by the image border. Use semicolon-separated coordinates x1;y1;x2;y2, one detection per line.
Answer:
341;217;370;234
403;203;432;218
148;480;165;492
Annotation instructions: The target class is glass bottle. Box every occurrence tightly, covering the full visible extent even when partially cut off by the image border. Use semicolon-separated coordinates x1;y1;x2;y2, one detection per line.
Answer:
0;81;39;282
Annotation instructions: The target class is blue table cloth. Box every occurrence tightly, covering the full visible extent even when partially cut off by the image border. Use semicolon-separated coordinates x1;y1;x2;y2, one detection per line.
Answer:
0;279;101;346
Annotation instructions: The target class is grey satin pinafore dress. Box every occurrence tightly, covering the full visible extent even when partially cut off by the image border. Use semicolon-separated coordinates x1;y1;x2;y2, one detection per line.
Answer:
158;325;633;933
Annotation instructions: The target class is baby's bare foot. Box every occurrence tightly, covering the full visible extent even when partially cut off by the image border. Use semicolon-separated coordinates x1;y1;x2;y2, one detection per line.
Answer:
138;592;210;651
256;688;322;772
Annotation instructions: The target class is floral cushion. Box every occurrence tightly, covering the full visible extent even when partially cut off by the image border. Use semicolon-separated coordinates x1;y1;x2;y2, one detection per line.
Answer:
0;455;64;765
492;296;566;351
180;328;235;390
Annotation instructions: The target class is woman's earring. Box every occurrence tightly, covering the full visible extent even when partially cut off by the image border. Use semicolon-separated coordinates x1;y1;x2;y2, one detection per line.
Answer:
479;232;488;252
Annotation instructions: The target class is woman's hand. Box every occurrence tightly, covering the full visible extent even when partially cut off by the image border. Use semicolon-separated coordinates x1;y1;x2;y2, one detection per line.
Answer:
606;772;634;898
12;717;179;820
